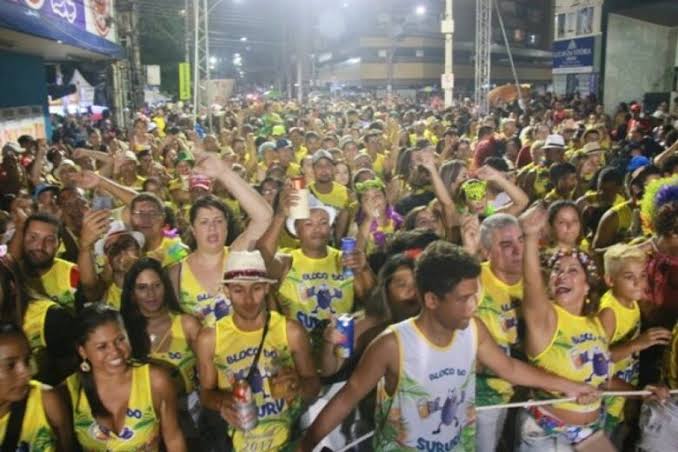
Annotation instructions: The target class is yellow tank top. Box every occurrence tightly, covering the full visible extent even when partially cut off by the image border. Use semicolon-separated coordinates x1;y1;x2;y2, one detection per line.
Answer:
611;200;633;237
277;247;354;333
285;162;302;177
221;197;242;220
529;304;610;413
23;299;56;354
372;152;386;178
214;311;298;451
178;248;231;327
149;314;197;394
294;145;308;164
0;381;57;451
103;283;122;310
475;262;523;405
664;322;678;389
365;219;397;255
531;166;550;198
146;237;189;268
598;290;641;423
68;364;160;451
308;182;349;210
36;258;78;311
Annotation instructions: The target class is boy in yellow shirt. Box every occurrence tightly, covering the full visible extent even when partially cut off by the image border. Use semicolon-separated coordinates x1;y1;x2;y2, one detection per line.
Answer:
598;244;672;444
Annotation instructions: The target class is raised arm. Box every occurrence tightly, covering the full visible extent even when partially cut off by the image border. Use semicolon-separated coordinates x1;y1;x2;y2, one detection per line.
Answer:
299;331;398;451
193;151;272;251
477;165;529;216
519;204;557;351
476;320;596;399
30;139;48;186
77;209;111;303
256;186;294;280
420;150;459;229
73;170;139;206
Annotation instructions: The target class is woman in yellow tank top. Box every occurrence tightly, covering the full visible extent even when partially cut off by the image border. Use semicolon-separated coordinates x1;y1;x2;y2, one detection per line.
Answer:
65;305;185;451
168;155;274;327
1;256;76;385
0;322;73;451
119;258;200;395
518;205;665;450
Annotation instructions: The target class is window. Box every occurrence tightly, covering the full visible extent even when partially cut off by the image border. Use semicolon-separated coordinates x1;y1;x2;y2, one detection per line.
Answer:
556;13;566;39
577;7;594;35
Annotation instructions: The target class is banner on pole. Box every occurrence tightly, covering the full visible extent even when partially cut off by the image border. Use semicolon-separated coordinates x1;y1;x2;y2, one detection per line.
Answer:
179;62;191;100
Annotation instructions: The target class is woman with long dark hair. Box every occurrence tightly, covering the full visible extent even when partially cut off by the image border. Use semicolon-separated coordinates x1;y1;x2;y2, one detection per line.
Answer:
120;258;200;393
0;255;75;385
0;322;73;450
64;304;185;451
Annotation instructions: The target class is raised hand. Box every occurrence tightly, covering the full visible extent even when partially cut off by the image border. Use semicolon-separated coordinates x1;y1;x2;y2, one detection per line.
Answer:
476;165;503;182
73;170;101;190
193;152;224;179
80;209;112;249
519;203;548;237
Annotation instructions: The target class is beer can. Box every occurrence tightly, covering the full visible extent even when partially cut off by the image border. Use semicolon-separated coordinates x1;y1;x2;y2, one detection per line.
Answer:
291;176;306;190
341;237;357;278
233;380;258;431
335;314;355;358
289;177;310;220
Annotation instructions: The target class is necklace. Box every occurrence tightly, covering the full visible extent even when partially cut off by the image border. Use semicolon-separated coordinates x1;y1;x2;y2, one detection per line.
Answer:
149;322;172;353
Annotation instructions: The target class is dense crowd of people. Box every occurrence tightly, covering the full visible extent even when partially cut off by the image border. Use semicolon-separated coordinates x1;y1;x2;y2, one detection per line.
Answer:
0;90;677;452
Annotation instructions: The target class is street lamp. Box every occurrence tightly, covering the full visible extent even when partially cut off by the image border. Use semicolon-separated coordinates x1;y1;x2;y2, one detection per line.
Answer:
240;36;247;42
415;5;426;16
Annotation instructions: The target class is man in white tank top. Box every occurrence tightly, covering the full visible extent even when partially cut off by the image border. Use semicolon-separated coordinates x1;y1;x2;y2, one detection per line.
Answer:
299;241;598;451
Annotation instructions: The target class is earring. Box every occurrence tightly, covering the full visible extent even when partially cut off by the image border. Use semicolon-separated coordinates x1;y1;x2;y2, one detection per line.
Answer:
80;360;91;372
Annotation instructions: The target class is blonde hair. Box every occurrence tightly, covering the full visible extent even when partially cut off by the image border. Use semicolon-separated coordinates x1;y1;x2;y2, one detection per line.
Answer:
603;244;646;278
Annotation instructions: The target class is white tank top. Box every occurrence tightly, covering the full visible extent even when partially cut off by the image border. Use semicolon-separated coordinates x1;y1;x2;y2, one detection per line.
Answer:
374;318;478;451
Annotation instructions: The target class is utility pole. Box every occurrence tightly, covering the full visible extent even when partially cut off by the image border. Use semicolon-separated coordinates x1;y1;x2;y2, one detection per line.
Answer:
184;0;191;64
474;0;491;115
130;0;144;109
295;0;306;103
441;0;454;108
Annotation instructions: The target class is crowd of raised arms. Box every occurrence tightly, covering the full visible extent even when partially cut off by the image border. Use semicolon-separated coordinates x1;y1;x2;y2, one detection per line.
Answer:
1;91;678;452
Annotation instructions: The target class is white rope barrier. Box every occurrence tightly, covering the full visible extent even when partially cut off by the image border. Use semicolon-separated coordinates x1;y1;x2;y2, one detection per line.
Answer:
332;389;678;452
335;431;375;452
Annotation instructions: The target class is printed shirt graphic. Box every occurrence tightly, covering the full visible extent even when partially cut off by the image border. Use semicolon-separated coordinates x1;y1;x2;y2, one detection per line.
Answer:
0;381;57;451
179;247;231;327
598;290;640;425
37;258;78;310
373;318;477;451
67;365;160;451
277;247;354;334
530;304;609;413
214;311;300;451
145;237;189;268
475;262;523;405
149;314;197;394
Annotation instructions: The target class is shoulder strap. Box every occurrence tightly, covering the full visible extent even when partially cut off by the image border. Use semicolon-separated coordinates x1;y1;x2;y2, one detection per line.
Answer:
1;394;29;452
168;261;183;302
246;311;270;384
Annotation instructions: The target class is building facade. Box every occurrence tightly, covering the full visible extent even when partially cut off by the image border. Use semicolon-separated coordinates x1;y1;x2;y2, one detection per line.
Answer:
311;0;554;97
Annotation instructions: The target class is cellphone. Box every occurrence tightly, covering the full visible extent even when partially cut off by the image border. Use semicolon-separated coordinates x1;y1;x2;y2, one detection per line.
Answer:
92;195;113;211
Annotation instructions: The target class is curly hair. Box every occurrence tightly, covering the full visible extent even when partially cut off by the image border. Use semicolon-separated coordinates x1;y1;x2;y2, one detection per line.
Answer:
543;247;602;316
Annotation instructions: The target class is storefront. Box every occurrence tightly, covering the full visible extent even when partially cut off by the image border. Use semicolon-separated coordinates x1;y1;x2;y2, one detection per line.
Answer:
0;0;123;145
